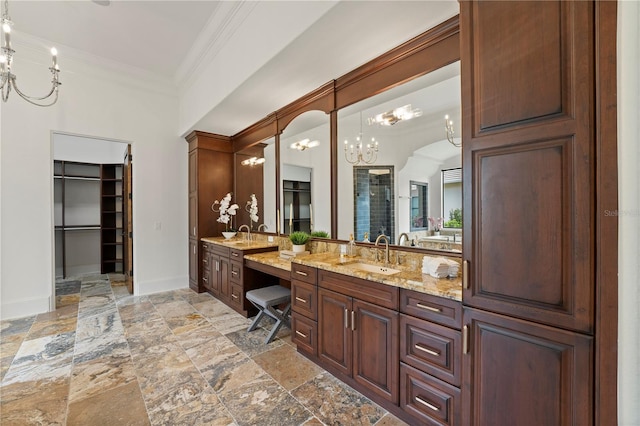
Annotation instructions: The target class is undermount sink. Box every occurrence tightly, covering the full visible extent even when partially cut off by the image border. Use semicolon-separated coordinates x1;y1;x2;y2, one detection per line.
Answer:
344;262;402;276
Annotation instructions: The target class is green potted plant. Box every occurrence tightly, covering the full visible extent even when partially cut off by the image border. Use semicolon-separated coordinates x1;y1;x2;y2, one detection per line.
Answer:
289;231;310;253
310;230;329;238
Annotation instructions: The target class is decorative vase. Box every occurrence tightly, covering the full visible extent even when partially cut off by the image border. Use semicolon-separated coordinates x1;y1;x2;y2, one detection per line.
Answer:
292;244;306;253
222;231;237;240
434;231;440;236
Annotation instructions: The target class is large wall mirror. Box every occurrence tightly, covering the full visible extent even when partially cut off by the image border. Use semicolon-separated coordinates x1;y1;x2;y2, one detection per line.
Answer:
235;136;276;233
337;60;461;252
279;110;331;235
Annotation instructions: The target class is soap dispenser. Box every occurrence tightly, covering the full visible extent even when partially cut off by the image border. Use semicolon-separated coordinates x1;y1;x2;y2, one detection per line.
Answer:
348;233;356;257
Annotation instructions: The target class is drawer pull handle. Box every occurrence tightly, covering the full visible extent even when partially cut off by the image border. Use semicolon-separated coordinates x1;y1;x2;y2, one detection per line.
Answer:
344;308;348;329
231;294;238;299
203;278;208;283
231;271;238;276
295;270;308;277
295;330;307;338
463;260;469;289
203;259;208;264
295;296;307;303
351;311;356;331
416;303;441;313
416;396;439;412
463;325;469;354
415;344;439;356
231;252;239;257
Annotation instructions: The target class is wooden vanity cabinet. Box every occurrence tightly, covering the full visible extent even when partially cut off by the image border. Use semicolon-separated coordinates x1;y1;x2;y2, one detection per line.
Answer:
291;263;318;357
317;270;399;405
201;242;278;316
399;289;462;426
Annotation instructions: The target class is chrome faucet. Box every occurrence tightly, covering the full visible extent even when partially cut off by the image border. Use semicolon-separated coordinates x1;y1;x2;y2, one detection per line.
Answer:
257;224;268;232
397;232;410;246
374;234;390;265
237;224;251;242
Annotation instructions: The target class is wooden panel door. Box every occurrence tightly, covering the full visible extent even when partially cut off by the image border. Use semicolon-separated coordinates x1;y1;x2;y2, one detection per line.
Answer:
318;288;352;376
123;145;133;293
462;307;593;426
461;0;595;333
352;299;399;404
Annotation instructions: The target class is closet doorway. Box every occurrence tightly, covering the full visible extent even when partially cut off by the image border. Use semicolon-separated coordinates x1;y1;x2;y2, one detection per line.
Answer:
52;133;134;307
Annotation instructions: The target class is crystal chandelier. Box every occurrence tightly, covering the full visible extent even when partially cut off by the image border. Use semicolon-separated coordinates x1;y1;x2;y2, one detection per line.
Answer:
445;114;460;147
344;112;378;165
241;156;265;166
1;0;61;106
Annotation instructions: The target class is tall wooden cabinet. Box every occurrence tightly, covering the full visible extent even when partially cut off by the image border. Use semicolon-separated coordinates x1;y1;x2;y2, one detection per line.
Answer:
100;164;124;274
460;1;616;424
185;131;233;292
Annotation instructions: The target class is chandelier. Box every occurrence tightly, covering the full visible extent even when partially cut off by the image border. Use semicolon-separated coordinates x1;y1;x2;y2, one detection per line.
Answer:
344;112;378;165
1;0;61;106
445;114;460;147
241;156;265;166
290;138;319;151
368;104;422;126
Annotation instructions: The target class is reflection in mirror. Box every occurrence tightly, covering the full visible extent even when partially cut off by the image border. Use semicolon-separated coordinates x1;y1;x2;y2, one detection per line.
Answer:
337;61;461;252
279;111;331;235
354;166;394;242
236;137;276;232
442;168;462;229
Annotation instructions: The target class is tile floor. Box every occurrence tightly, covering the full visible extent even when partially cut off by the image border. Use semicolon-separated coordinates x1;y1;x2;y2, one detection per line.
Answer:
0;274;409;425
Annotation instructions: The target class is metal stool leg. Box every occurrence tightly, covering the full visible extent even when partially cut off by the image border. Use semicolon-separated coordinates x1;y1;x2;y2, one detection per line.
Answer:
247;307;266;332
263;303;291;344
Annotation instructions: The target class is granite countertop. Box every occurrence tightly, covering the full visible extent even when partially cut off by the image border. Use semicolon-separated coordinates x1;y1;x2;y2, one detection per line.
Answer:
244;251;293;272
201;236;279;250
244;250;462;302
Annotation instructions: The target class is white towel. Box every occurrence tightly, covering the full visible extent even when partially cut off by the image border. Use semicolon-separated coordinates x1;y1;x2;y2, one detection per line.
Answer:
422;256;459;278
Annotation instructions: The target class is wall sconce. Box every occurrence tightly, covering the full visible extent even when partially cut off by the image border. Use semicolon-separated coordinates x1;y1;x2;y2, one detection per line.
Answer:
241;157;265;166
290;138;319;151
445;114;461;147
368;104;422;126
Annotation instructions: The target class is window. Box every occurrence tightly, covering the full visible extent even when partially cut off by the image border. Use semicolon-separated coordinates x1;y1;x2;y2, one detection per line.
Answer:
410;181;428;231
442;168;462;229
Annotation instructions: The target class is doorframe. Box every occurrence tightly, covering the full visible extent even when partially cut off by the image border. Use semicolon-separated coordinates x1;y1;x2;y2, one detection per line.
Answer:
49;130;135;312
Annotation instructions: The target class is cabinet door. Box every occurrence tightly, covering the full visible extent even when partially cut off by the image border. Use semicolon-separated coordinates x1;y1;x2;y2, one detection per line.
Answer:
461;0;595;333
318;288;352;376
219;257;230;298
209;254;221;296
462;307;593;426
189;238;198;290
352;299;399;404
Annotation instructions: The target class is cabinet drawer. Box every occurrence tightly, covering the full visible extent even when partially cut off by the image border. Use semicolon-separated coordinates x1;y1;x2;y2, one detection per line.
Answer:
400;363;461;426
229;248;243;261
229;282;243;310
291;263;317;284
291;280;317;320
400;314;461;387
291;314;317;356
230;261;243;283
400;289;462;329
319;269;399;310
209;244;230;257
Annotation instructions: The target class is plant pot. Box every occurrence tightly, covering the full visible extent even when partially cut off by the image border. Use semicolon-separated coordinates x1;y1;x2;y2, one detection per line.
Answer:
222;231;237;240
292;244;306;253
434;231;440;236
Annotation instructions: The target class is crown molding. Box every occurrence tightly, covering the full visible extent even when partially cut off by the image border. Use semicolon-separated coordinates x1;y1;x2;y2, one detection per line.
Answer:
175;1;257;90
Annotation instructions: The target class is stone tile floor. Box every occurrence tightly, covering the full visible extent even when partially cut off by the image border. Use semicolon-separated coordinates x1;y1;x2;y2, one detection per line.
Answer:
0;274;408;425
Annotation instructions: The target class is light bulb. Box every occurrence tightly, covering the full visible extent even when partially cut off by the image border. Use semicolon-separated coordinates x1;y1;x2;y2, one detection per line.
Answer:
2;23;10;33
51;47;58;56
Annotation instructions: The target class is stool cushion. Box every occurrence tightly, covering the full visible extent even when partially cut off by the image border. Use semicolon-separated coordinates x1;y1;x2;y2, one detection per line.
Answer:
246;285;291;308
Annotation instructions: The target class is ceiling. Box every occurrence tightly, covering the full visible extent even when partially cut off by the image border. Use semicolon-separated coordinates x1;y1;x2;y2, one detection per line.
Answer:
6;0;459;136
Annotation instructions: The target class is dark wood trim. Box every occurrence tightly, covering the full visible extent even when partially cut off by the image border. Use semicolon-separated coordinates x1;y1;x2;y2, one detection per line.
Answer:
275;81;335;133
330;110;338;238
335;15;460;110
185;130;233;152
274;133;281;235
594;1;618;423
232;113;277;153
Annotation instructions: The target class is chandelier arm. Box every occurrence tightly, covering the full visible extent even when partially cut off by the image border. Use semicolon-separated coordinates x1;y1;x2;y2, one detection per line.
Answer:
1;76;11;102
11;78;59;106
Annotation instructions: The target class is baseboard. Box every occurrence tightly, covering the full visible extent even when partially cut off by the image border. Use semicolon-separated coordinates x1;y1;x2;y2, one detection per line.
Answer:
1;295;51;320
135;275;189;296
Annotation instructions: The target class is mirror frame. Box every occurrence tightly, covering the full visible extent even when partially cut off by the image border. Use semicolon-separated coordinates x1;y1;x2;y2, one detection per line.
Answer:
227;15;460;254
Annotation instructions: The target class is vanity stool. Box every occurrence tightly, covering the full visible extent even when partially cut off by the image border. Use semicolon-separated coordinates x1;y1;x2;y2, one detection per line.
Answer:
246;285;291;344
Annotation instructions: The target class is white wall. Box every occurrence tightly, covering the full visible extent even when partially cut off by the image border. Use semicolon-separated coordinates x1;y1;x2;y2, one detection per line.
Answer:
0;40;187;319
617;2;639;424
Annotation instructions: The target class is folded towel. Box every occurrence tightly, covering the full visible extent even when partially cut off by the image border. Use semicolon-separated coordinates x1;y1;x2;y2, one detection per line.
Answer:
422;256;459;278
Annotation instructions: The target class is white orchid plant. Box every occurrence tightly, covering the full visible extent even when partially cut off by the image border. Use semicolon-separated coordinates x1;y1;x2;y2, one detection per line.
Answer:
246;194;259;229
212;192;240;232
